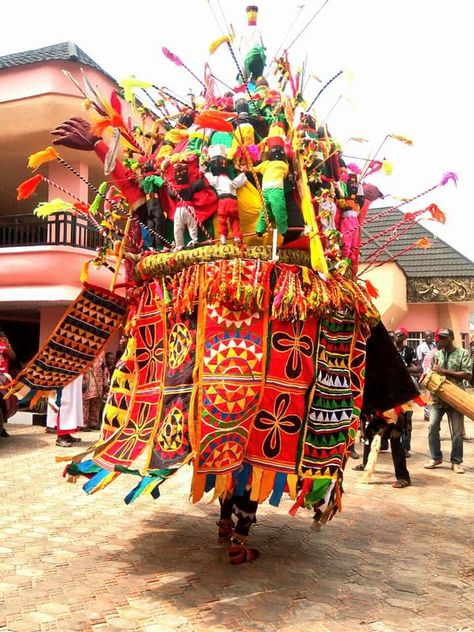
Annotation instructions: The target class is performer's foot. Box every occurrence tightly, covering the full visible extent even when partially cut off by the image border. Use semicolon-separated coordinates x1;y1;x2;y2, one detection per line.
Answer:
0;428;10;438
451;463;464;474
220;235;227;245
216;519;234;543
228;535;259;564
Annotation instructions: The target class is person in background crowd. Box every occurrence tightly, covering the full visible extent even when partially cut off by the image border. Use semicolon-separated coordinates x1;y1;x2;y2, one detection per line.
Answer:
393;327;421;457
353;404;412;489
417;331;436;420
105;352;116;376
0;329;16;438
46;375;84;447
470;338;474;387
82;351;108;431
424;328;472;474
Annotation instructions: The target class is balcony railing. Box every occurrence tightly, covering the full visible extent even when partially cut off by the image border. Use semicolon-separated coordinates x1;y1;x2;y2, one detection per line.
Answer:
0;213;103;250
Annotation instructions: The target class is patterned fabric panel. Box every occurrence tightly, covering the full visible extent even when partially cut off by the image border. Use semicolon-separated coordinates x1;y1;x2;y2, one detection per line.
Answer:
148;310;197;470
195;301;268;475
10;284;127;394
245;318;318;472
94;285;165;471
298;312;355;478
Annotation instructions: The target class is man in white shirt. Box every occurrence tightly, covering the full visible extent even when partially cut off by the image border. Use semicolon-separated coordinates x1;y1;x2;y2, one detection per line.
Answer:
417;331;436;421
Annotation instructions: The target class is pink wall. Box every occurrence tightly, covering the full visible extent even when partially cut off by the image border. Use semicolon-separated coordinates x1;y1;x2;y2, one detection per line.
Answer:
0;62;115;103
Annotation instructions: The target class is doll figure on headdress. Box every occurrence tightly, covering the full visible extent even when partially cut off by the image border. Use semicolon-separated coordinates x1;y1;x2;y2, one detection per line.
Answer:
315;124;341;183
254;136;289;237
335;172;365;273
164;156;217;250
156;109;196;165
229;110;258;170
138;159;167;249
167;161;200;250
239;5;266;84
205;145;248;245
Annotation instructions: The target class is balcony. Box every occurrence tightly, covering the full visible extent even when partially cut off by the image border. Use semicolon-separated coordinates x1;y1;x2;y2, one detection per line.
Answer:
0;213;102;250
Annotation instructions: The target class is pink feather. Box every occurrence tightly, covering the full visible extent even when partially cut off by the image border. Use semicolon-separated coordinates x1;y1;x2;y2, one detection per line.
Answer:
346;162;362;174
439;171;458;187
162;47;184;67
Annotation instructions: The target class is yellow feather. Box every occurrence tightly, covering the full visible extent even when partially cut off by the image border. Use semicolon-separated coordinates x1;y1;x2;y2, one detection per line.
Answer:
208;35;230;54
382;159;393;175
34;199;74;218
28;146;59;170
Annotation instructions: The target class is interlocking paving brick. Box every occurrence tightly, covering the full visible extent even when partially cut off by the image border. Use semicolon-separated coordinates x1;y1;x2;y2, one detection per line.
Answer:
0;412;473;630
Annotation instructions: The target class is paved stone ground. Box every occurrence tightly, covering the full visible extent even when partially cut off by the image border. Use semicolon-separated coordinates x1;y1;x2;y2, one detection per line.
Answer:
0;409;473;632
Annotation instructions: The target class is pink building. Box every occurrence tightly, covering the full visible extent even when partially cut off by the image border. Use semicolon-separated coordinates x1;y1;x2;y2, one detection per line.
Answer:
360;207;474;349
0;42;473;370
0;43;121;369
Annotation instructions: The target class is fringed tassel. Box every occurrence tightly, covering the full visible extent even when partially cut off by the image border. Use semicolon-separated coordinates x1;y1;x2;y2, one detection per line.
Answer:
210;473;234;503
124;476;162;505
361;434;381;483
288;478;312;516
258;469;277;503
302;478;333;509
83;469;118;495
268;472;287;507
231;463;249;497
191;472;207;503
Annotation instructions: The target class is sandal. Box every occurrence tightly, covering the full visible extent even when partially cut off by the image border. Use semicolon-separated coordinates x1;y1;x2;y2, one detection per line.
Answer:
392;479;411;489
228;536;259;565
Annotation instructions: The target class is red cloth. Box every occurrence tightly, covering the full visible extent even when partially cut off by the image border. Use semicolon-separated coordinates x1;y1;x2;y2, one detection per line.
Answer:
217;198;241;240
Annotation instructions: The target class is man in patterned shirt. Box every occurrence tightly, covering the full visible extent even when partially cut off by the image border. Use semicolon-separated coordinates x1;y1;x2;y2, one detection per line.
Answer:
424;328;472;474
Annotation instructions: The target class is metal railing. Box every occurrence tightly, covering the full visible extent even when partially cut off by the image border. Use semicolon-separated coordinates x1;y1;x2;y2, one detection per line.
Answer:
0;213;102;250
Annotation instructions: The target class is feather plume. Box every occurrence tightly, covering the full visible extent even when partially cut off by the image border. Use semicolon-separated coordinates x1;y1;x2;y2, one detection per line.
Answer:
90;182;108;215
92;115;125;137
195;109;235;132
365;160;382;176
439;171;458;187
208;35;230;54
73;202;90;214
416;237;431;249
362;278;379;298
28;146;59;170
110;90;123;116
361;433;381;483
119;76;153;103
17;174;43;200
34;199;74;218
80;69;108;116
389;133;413;145
162;47;184;67
381;159;393;175
426;203;446;224
346;162;362;174
104;128;121;176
